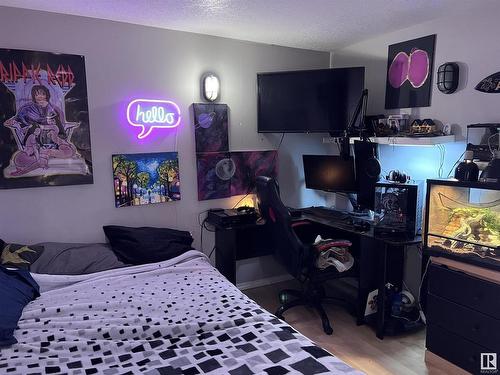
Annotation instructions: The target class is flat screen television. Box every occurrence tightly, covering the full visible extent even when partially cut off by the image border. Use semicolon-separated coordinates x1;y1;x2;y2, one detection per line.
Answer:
257;67;365;134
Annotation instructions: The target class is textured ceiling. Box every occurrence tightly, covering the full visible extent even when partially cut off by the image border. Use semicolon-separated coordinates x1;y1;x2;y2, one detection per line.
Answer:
0;0;495;51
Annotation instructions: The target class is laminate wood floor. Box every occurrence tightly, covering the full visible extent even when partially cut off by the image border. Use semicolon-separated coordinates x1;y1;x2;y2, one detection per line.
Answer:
243;280;452;375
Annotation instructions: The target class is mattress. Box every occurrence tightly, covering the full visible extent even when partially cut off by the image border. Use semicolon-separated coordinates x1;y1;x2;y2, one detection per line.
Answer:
0;250;362;374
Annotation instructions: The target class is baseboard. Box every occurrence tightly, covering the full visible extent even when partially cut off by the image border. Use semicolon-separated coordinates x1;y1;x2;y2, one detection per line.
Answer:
237;274;293;291
424;350;469;375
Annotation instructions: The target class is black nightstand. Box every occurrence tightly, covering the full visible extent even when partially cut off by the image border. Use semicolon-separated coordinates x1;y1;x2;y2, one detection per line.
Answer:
209;220;274;284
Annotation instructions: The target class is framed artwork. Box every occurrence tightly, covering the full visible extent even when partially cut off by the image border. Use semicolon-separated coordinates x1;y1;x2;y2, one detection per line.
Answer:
230;151;278;196
196;152;232;201
0;48;93;189
385;34;436;109
193;103;229;153
113;152;180;208
196;150;277;201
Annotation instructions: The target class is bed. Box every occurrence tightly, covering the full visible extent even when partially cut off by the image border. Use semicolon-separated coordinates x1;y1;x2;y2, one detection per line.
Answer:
1;249;362;374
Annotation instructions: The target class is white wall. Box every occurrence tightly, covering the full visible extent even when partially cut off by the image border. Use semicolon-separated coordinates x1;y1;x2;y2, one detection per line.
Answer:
331;3;500;293
0;6;332;284
332;3;500;180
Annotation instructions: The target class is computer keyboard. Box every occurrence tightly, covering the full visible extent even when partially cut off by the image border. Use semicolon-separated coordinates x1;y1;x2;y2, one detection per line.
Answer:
300;206;349;220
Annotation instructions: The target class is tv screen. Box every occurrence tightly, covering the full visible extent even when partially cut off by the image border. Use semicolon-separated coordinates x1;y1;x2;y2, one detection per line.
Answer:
257;67;364;134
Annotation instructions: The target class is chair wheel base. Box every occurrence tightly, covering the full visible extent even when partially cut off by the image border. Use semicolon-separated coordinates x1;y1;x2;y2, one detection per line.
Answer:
323;324;333;335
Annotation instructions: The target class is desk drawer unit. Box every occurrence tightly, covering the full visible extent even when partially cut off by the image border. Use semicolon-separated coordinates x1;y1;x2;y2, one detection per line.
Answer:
427;323;491;375
427;294;500;352
428;263;500;319
426;262;500;374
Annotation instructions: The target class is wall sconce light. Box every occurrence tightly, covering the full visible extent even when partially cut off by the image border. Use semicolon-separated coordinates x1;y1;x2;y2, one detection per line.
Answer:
437;62;459;94
201;73;220;102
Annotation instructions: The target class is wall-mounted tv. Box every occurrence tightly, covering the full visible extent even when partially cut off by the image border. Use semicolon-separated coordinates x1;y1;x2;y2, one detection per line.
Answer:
257;67;365;134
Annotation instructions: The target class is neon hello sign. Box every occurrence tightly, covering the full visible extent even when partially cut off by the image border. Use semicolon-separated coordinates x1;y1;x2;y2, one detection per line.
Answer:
126;99;181;139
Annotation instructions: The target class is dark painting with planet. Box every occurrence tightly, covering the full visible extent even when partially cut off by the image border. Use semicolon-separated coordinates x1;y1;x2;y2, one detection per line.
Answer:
196;150;277;201
196;152;232;201
113;152;180;208
385;34;436;109
193;103;229;153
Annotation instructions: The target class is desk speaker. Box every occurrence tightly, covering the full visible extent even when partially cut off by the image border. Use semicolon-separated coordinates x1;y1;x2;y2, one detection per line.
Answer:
354;140;380;210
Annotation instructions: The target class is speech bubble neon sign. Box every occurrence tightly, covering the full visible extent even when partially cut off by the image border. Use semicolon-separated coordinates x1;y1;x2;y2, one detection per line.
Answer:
126;99;181;139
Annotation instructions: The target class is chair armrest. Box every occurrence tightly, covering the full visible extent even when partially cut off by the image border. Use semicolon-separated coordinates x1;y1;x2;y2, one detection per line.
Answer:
291;220;312;228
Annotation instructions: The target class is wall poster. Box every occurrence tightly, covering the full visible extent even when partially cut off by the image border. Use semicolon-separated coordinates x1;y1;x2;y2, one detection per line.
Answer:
0;48;92;189
385;35;436;109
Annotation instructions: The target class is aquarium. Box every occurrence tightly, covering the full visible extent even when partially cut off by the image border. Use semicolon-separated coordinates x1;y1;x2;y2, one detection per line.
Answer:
424;179;500;270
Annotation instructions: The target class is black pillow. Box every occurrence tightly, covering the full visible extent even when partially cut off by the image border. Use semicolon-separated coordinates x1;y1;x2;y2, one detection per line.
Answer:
103;226;194;265
0;240;44;270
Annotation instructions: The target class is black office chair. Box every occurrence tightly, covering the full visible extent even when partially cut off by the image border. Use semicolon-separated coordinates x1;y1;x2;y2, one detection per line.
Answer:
256;176;355;335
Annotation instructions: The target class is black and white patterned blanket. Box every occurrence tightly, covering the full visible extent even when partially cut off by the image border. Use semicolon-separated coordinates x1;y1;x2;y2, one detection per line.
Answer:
0;251;362;374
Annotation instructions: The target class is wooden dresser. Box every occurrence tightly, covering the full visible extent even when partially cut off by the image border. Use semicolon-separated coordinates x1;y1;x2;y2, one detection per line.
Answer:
425;257;500;374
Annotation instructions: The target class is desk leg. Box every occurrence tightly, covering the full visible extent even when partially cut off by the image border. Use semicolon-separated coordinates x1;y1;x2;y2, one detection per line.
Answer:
215;230;237;284
376;243;388;340
356;287;368;326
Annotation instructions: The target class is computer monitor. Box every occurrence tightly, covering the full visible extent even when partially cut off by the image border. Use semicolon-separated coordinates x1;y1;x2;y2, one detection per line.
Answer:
303;155;357;193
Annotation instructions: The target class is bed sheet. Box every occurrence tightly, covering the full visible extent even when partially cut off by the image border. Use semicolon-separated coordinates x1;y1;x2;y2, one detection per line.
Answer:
0;250;362;375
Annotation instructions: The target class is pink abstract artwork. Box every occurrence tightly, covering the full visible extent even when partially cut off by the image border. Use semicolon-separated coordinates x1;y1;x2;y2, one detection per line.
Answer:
388;49;429;89
385;35;435;109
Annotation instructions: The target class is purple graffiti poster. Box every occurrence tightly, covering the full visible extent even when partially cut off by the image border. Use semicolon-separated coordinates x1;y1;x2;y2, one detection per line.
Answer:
196;150;278;201
193;103;229;153
0;48;92;189
385;35;436;109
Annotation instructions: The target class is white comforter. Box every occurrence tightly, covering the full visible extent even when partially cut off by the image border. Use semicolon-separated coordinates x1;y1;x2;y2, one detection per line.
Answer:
0;250;362;374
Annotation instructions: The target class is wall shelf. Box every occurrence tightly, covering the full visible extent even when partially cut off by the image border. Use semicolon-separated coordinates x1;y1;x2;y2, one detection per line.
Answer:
350;135;456;145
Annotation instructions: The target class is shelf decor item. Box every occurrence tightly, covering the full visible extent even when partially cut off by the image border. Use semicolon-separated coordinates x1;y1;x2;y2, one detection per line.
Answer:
480;150;500;183
385;34;436;109
454;151;479;182
424;179;500;271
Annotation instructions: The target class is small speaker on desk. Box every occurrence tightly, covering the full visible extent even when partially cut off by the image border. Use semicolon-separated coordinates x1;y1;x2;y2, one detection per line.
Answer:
354;140;381;210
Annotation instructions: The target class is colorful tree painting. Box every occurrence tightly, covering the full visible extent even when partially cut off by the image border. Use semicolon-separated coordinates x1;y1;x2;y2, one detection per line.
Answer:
112;152;180;208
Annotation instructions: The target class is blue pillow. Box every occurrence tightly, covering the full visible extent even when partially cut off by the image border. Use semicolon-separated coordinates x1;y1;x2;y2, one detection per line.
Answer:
0;266;40;347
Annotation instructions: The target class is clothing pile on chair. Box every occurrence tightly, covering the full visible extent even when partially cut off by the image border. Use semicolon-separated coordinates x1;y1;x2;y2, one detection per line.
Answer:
313;236;354;272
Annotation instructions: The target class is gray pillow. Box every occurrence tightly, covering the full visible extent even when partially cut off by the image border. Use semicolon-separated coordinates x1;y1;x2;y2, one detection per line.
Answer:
30;242;128;275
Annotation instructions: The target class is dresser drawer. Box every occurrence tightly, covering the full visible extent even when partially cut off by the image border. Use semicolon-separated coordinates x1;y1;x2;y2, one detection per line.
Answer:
427;293;500;352
428;263;500;319
426;323;491;375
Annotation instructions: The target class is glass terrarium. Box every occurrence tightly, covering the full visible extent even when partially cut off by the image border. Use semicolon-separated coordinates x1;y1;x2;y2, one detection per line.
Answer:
424;179;500;270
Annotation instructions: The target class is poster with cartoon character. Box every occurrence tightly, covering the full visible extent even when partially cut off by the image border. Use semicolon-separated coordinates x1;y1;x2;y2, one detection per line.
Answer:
0;48;92;189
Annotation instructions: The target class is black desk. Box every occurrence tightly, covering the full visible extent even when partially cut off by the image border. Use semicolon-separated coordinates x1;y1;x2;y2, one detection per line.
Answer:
212;221;274;284
211;210;422;339
300;212;421;339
